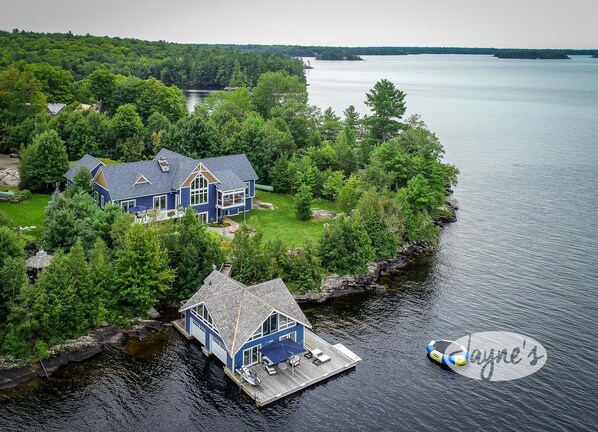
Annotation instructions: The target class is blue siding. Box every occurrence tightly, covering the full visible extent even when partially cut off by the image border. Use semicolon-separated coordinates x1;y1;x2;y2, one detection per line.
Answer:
90;165;102;179
94;184;111;206
185;310;233;367
232;324;305;371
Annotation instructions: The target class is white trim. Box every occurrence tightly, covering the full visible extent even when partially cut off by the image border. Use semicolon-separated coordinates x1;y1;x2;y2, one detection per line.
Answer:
280;332;296;342
242;344;261;366
244;181;255;198
120;199;136;212
153;194;167;210
190;173;209;206
134;175;151;186
197;211;208;223
100;194;105;209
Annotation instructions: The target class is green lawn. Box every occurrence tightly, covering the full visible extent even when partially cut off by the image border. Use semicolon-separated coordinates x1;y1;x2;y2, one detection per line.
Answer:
231;191;341;248
0;194;52;237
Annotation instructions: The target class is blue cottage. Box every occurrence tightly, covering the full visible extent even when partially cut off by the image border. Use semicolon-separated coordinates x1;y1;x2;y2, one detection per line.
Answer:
64;148;258;223
179;271;312;372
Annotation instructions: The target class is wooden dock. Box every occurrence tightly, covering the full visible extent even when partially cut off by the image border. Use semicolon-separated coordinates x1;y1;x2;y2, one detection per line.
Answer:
225;330;361;407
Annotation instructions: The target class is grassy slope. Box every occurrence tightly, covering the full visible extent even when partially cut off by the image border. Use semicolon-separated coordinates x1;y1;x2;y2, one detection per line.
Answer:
0;194;51;237
231;190;340;248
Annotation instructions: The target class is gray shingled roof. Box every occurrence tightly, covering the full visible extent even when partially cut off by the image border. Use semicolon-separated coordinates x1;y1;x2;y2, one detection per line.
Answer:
64;154;104;182
213;169;247;191
201;154;258;182
66;149;258;201
100;159;181;201
180;271;311;355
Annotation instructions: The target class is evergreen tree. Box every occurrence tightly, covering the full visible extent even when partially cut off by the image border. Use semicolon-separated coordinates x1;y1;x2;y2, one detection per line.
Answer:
114;224;174;317
229;224;267;284
88;238;113;324
174;208;224;300
318;214;375;276
66;166;93;197
294;183;313;221
288;241;324;293
364;79;406;142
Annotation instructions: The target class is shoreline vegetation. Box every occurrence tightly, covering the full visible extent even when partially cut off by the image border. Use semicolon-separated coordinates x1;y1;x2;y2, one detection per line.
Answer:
0;29;460;383
494;50;570;60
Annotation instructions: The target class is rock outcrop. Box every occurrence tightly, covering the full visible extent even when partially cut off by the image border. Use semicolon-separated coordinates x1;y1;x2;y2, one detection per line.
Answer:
0;320;167;390
0;168;20;187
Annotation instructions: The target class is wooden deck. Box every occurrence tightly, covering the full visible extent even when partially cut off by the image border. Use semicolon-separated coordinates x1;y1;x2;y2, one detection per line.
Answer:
225;330;361;407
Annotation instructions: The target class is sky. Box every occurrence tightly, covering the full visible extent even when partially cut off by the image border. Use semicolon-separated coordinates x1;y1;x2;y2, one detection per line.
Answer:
1;0;597;48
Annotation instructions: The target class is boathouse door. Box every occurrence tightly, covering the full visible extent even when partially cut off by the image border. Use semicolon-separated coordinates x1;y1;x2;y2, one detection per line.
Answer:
190;320;206;346
210;335;227;364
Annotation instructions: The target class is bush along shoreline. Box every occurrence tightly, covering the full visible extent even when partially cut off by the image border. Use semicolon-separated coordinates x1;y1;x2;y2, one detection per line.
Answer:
294;199;457;303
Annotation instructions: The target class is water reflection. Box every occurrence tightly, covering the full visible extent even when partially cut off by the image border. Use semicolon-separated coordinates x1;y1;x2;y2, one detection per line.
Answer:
182;89;212;112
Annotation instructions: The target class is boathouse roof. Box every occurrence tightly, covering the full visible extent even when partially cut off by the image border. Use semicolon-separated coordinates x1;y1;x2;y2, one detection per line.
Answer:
179;271;311;355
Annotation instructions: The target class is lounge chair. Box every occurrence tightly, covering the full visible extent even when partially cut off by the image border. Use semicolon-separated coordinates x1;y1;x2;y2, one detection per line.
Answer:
305;348;322;359
262;359;277;375
313;352;331;366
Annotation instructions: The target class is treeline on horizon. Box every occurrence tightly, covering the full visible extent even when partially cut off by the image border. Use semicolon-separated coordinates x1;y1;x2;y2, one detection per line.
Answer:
0;29;306;89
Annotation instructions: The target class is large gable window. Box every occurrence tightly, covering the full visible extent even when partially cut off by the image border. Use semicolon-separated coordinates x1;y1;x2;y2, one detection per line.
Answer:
191;174;208;206
278;315;296;330
262;313;278;336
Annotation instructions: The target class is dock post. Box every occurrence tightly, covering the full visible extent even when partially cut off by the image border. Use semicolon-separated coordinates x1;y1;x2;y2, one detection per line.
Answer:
39;360;49;379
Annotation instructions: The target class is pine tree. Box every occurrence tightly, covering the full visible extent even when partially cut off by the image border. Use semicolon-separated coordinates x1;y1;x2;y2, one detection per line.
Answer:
294;183;313;221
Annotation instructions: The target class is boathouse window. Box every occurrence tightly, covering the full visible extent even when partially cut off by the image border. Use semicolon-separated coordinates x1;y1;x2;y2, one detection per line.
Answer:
280;332;296;342
278;315;296;330
243;345;261;366
262;313;278;336
248;326;262;341
192;304;218;333
191;174;208;206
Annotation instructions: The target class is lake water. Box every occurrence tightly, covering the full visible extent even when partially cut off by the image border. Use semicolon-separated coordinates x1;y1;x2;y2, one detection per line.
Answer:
2;55;598;431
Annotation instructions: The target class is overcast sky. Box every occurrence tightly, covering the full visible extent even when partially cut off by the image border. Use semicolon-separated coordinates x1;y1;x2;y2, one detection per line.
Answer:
1;0;597;48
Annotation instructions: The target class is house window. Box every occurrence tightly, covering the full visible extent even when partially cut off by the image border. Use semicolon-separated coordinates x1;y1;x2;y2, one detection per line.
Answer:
220;190;245;208
100;195;105;209
245;181;251;197
197;212;208;223
191;174;208;206
153;195;167;210
243;345;261;366
278;315;296;331
280;332;296;342
94;191;99;204
262;313;278;336
121;200;135;212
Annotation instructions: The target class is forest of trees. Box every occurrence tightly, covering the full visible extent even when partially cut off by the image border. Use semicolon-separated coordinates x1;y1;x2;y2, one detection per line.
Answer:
0;30;306;89
0;30;459;362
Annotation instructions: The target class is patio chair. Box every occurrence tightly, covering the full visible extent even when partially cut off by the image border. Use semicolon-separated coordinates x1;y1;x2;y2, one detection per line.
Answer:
262;359;277;375
305;348;322;359
313;353;331;366
288;355;300;368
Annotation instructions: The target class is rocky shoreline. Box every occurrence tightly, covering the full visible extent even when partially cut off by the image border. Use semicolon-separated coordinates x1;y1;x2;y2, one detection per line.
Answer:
294;199;458;303
0;318;168;390
0;200;457;389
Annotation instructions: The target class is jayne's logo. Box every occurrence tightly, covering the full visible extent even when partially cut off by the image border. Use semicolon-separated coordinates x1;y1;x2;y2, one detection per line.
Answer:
448;331;547;381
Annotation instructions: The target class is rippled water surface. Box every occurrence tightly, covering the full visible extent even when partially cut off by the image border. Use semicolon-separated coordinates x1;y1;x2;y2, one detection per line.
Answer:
2;55;598;431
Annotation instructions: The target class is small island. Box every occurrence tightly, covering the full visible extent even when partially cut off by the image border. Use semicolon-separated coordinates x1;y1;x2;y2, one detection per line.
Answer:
315;49;363;61
495;50;570;59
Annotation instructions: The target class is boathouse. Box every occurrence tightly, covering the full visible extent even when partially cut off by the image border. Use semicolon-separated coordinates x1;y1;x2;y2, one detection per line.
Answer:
175;271;362;406
178;271;310;371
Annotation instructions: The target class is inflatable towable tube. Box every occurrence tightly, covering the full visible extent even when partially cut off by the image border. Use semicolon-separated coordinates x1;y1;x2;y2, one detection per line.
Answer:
426;339;470;366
